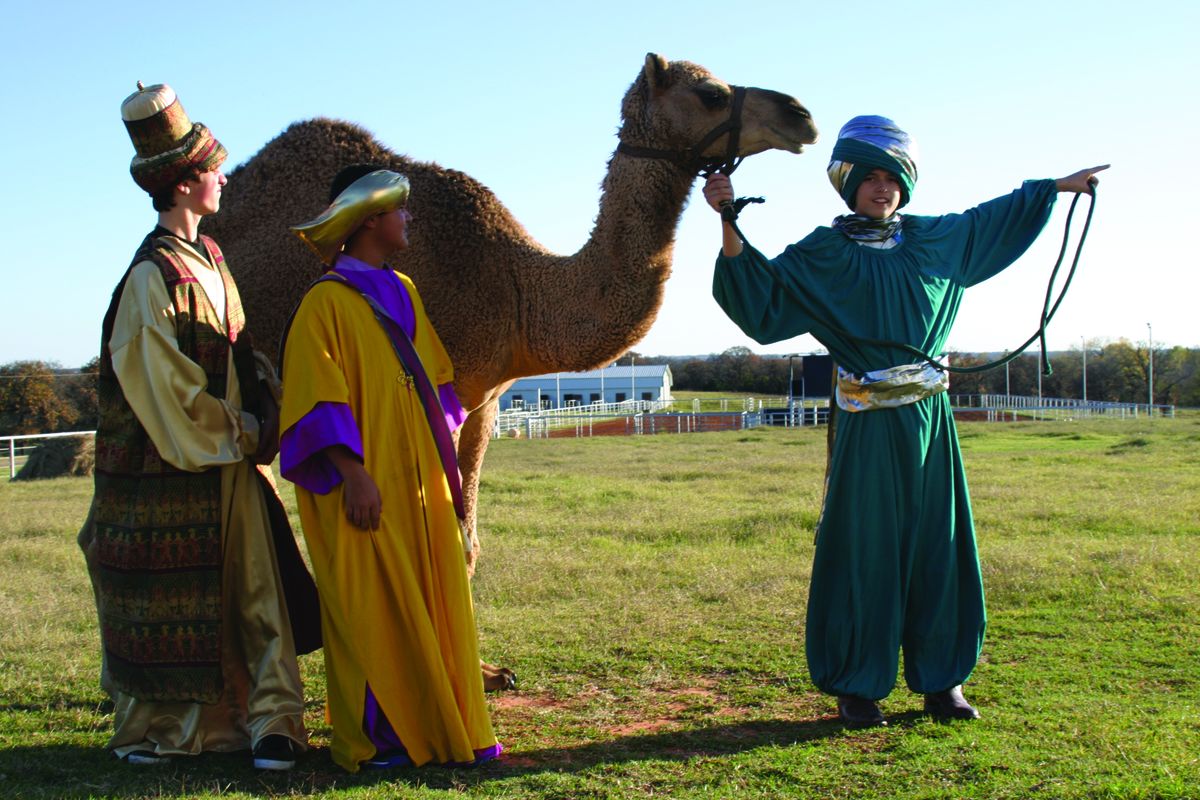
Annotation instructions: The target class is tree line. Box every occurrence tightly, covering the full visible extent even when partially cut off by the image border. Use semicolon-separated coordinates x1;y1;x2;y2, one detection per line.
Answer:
0;359;99;436
3;339;1197;436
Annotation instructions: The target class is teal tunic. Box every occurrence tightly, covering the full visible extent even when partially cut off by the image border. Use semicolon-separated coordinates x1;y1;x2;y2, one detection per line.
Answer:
713;179;1057;699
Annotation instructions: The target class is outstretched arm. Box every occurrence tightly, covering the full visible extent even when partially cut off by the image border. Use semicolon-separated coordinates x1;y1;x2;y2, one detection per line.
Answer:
1056;164;1110;194
703;173;744;256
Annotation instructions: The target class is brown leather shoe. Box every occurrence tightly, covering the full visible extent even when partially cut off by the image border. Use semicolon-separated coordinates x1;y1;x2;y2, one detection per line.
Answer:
924;685;980;720
837;695;886;728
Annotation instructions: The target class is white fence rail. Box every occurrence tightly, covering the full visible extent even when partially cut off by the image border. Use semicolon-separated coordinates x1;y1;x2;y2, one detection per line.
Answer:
953;394;1175;421
2;430;95;479
492;393;1178;440
494;399;670;438
3;395;1179;472
493;397;836;439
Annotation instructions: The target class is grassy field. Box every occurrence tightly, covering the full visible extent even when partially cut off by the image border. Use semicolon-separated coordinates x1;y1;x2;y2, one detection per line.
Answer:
666;390;791;412
1;416;1198;799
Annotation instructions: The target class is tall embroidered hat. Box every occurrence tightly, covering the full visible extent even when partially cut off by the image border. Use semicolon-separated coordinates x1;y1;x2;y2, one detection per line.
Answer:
827;115;919;211
291;168;411;265
120;82;227;195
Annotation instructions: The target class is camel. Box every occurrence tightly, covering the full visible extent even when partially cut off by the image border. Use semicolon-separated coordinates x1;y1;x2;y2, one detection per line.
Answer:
204;53;817;689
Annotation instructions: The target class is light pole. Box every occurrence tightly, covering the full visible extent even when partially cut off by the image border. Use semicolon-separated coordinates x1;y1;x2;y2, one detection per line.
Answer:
785;353;800;424
1004;351;1010;400
630;355;636;405
1081;336;1087;404
1147;322;1154;411
1036;350;1043;420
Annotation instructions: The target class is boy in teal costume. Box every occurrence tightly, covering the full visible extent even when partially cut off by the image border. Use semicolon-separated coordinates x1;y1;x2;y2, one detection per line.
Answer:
704;116;1106;727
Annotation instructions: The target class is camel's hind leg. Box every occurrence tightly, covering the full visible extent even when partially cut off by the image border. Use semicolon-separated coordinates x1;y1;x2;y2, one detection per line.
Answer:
457;399;516;692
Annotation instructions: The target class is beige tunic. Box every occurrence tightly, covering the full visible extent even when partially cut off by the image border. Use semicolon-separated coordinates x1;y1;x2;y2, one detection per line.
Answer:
80;237;306;757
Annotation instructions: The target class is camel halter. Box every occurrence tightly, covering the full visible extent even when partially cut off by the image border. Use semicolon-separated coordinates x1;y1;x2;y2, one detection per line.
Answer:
617;86;749;176
722;185;1099;377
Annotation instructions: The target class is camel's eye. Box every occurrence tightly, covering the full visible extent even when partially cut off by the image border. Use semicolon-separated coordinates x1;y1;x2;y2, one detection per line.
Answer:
695;87;728;110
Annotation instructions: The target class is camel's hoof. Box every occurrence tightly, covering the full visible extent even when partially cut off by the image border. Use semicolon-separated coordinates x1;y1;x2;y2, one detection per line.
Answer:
482;665;517;692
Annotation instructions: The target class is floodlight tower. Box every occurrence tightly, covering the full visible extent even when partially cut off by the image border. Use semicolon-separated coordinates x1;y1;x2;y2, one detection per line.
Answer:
786;353;800;424
1147;322;1154;412
1081;336;1087;403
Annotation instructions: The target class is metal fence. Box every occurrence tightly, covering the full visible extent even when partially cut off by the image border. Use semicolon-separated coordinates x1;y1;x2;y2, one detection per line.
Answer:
2;430;95;479
3;394;1179;470
952;394;1175;422
492;397;836;439
495;399;671;439
491;393;1177;440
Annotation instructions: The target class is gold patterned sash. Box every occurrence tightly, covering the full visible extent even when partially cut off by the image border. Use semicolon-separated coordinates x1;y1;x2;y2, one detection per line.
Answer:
835;361;949;413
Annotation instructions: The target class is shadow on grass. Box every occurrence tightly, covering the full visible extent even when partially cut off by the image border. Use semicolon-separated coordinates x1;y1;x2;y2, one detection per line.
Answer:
0;699;114;715
0;716;858;798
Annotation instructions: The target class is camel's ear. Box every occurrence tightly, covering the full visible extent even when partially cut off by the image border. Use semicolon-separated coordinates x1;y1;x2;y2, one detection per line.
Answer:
643;53;672;93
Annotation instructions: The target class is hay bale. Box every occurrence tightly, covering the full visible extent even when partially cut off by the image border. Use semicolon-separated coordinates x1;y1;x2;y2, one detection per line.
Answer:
14;436;94;480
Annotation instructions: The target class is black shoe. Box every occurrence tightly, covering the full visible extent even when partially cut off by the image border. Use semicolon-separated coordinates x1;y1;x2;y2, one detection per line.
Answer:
837;695;886;728
120;749;169;765
924;685;980;720
253;734;297;771
363;750;412;770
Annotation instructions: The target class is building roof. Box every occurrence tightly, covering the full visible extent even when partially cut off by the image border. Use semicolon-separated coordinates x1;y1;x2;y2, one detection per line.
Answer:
511;365;671;381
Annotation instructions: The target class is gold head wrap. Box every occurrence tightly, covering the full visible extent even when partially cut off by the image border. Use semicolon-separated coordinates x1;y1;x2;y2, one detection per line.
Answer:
290;170;411;265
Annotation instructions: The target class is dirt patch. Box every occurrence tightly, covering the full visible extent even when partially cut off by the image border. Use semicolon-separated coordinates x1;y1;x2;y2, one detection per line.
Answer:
500;754;541;767
491;693;573;712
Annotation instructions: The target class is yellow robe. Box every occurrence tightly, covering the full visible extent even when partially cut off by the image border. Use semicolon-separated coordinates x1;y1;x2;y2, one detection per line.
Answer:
281;272;496;772
80;238;306;757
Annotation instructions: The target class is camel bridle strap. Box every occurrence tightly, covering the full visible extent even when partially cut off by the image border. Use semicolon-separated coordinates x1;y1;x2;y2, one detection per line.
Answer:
617;85;749;177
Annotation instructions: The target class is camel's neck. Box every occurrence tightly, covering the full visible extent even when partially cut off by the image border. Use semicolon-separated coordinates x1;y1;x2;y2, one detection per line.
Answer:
518;152;694;374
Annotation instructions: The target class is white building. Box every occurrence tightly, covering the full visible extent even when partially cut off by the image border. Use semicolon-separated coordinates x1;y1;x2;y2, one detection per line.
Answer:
498;365;673;411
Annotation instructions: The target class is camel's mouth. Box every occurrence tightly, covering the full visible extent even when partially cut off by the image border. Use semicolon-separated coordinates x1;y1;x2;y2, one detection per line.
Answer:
772;131;817;155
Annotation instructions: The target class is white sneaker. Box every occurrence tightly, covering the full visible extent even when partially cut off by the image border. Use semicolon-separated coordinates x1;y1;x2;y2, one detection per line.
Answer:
122;750;170;765
252;735;297;771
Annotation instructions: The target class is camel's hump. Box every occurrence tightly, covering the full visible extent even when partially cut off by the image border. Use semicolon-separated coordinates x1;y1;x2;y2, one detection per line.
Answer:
224;117;531;234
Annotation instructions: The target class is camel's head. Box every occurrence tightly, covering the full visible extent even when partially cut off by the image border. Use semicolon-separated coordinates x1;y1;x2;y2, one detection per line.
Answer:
619;53;818;169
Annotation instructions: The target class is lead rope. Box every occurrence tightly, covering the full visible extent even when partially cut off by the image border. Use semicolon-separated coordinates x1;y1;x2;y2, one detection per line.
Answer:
718;185;1097;376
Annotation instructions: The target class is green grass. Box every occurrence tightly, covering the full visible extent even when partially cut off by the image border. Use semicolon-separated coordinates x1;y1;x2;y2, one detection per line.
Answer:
2;417;1198;798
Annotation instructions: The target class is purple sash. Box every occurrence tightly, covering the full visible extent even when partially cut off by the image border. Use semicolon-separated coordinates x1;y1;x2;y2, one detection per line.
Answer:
315;273;466;522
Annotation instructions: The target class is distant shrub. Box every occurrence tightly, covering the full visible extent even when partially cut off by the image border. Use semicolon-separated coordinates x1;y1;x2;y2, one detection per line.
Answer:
14;436;94;480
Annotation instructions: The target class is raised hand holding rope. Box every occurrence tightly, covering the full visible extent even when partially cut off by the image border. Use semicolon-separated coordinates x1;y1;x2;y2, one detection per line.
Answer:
703;165;1108;375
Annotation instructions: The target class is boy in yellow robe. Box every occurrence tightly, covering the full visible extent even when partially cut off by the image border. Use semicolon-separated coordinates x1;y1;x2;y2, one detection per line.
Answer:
281;165;500;772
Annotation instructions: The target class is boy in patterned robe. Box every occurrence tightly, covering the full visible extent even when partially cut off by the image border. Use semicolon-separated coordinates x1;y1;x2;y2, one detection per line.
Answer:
78;82;310;769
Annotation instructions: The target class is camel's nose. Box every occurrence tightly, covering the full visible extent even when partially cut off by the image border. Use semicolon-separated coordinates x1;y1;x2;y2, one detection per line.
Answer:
791;104;818;143
787;98;812;122
759;89;818;142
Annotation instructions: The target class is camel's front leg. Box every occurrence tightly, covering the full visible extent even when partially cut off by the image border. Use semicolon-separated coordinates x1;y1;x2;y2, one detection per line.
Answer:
457;397;498;577
456;398;516;691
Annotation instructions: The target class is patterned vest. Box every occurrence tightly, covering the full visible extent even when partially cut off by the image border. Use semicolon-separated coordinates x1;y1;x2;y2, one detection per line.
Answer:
92;232;245;704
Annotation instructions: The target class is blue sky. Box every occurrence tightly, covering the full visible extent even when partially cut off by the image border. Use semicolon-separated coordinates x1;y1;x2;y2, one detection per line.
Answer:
2;0;1196;366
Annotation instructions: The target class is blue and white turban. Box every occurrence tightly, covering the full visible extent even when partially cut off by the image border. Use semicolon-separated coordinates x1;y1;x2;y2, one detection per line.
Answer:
827;115;919;211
